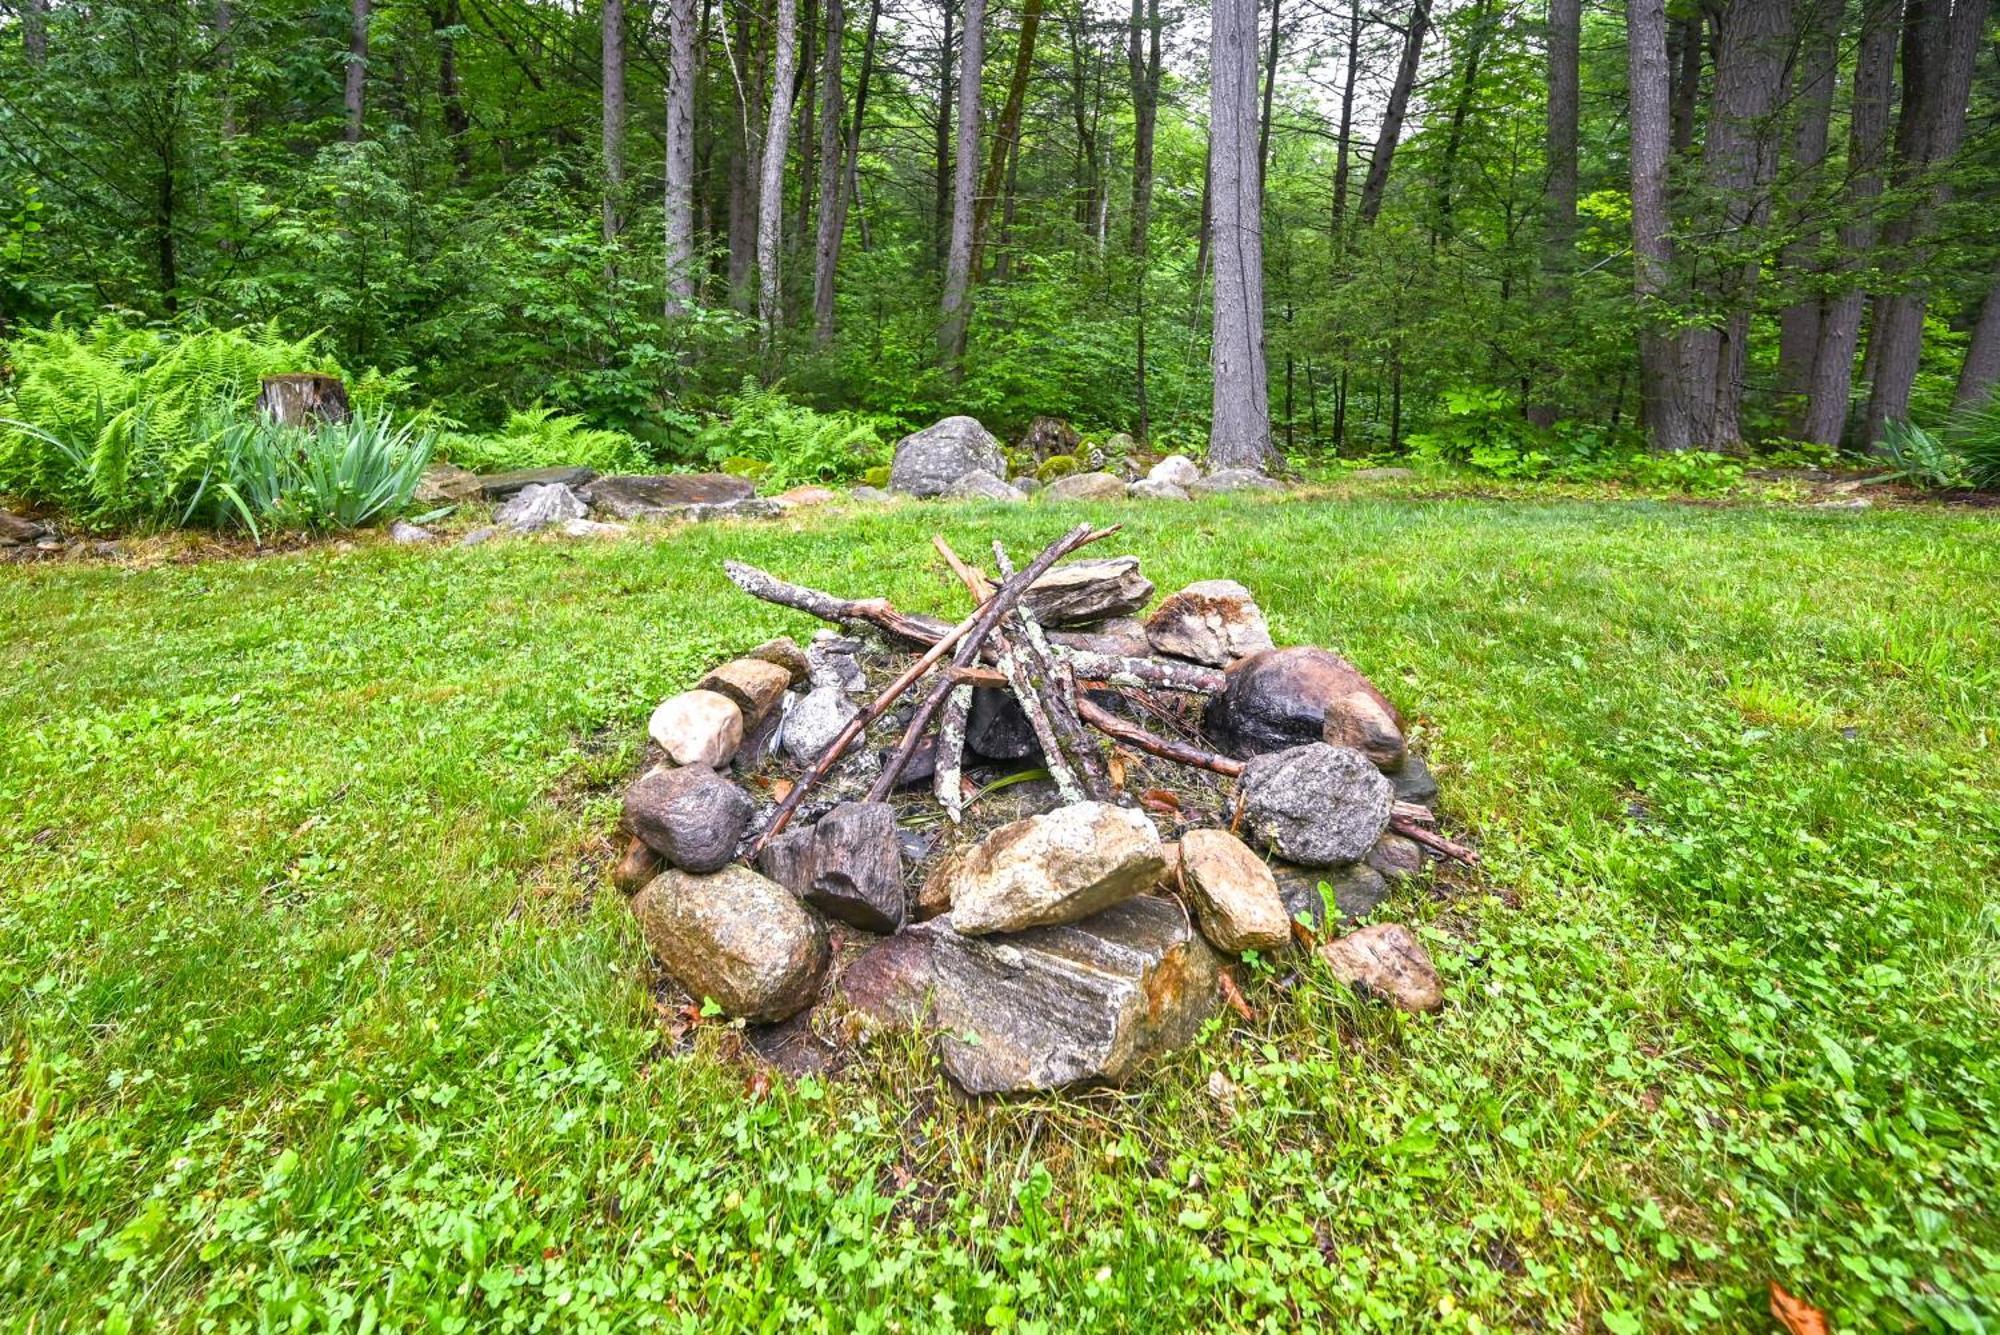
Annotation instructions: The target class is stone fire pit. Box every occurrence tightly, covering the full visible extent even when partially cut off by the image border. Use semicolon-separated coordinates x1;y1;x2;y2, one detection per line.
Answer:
614;526;1471;1093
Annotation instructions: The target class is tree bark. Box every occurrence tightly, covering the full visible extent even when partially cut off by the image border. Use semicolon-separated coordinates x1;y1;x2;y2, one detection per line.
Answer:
1956;267;2000;410
345;0;369;143
938;0;985;367
1330;0;1360;245
21;0;47;66
602;0;627;246
1667;13;1702;157
1801;0;1898;445
1129;0;1162;438
1626;0;1692;450
1209;0;1276;470
665;0;699;313
1526;0;1580;426
1257;0;1282;186
1773;0;1844;418
436;0;471;178
758;0;800;352
726;0;759;312
810;0;847;343
845;0;882;251
1433;0;1498;239
1861;0;1985;445
1358;0;1431;226
970;0;1044;278
934;0;957;263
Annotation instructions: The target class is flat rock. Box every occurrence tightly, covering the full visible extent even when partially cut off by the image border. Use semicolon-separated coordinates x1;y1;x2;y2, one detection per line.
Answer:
1272;861;1389;933
1366;833;1424;883
648;689;745;768
966;686;1040;761
943;468;1024;503
945;801;1165;935
889;416;1007;497
1023;556;1155;625
1205;646;1405;767
413;461;482;504
1386;751;1439;804
849;485;898;503
496;482;589;533
1177;828;1290;954
457;525;500;547
1188;468;1282;497
1318;923;1443;1012
806;801;905;932
478;465;597;499
624;764;755;873
776;484;839;507
1126;478;1191;502
697;658;793;726
387;519;435;544
1239;743;1393;867
632;866;828;1022
580;472;755;518
559;518;628;539
838;895;1221;1093
746;636;812;685
782;685;858;765
1143;579;1274;667
1048;616;1151;659
1041;471;1128;502
1147;454;1202;488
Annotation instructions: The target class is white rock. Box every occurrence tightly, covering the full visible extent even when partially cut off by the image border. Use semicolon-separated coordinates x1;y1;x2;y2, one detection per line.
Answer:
1148;454;1202;488
648;690;745;768
782;685;860;765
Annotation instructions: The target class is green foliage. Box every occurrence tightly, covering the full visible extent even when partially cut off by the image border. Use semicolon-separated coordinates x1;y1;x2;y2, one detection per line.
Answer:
1946;391;2000;490
694;379;887;489
1036;454;1079;482
1407;387;1743;492
438;405;650;476
220;410;434;537
1877;420;1970;490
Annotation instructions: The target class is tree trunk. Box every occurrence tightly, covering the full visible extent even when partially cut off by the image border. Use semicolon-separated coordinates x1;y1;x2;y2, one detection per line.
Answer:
1802;0;1898;445
258;375;353;428
1330;0;1359;245
1209;0;1276;470
1627;0;1692;450
1667;14;1702;157
726;0;760;312
759;0;800;352
1526;0;1579;426
436;0;471;178
1861;0;1984;445
1773;0;1843;418
345;0;369;143
935;0;956;264
216;0;237;140
1358;0;1430;226
1257;0;1282;186
1955;268;2000;410
665;0;699;313
1130;0;1162;438
1433;0;1498;239
971;0;1044;277
846;0;882;252
811;0;846;343
938;0;986;367
21;0;47;65
602;0;627;246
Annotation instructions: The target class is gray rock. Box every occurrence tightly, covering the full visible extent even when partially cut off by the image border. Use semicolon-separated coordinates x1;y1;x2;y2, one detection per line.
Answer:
782;685;859;765
1;512;49;546
1126;478;1191;502
478;465;598;499
641;498;787;524
838;894;1220;1093
1143;579;1274;667
1386;751;1439;804
413;462;482;504
387;519;435;544
805;632;869;694
967;686;1040;761
1013;477;1041;495
806;801;905;932
889;416;1007;496
1240;743;1393;867
632;865;828;1022
943;469;1025;503
1023;556;1155;625
495;482;589;533
1188;468;1283;497
579;472;755;519
648;689;745;768
1176;828;1290;954
1048;616;1151;659
849;485;898;503
1019;416;1081;459
559;517;628;539
1147;454;1202;488
457;526;501;547
755;825;818;897
1205;646;1405;767
624;764;756;873
1041;471;1129;502
1272;861;1389;933
1346;466;1415;481
944;801;1165;935
1366;833;1424;883
1319;923;1442;1012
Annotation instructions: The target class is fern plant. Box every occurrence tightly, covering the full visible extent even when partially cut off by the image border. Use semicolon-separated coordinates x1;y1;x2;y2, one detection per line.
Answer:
696;378;887;488
437;405;650;475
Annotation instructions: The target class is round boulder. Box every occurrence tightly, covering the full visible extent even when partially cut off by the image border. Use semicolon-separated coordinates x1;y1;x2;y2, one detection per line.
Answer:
1042;471;1129;503
889;416;1007;497
648;689;745;768
1204;646;1405;767
1239;742;1393;867
631;865;829;1021
624;764;755;873
1177;828;1290;954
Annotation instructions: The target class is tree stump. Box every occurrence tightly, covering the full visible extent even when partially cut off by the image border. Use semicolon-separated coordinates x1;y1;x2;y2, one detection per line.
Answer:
256;374;352;428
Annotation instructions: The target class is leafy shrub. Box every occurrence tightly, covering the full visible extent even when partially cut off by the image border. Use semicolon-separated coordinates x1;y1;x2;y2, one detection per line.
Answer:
219;410;434;537
1947;390;2000;490
1877;420;1968;490
437;405;649;475
695;378;887;488
1407;386;1741;492
0;318;407;526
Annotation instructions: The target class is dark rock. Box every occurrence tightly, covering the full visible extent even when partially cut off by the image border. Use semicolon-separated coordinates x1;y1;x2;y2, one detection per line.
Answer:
1272;861;1390;933
889;416;1007;497
944;469;1025;503
746;1008;844;1078
1022;556;1155;626
944;801;1165;935
806;801;905;932
880;734;938;788
579;472;754;518
1048;616;1152;659
1239;743;1393;867
1205;646;1405;767
0;512;50;545
624;764;755;873
838;895;1221;1093
697;658;793;727
478;465;598;499
1366;833;1424;883
1386;751;1439;804
1143;580;1274;667
1319;923;1443;1012
1041;471;1128;503
632;865;828;1022
495;482;589;533
1019;416;1081;459
806;632;869;695
967;686;1040;761
756;825;818;897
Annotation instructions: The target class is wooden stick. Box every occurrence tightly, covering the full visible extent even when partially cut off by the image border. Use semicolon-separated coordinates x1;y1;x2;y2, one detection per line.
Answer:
1389;816;1479;865
934;683;973;823
1391;800;1435;825
1075;696;1247;776
993;539;1111;799
930;533;994;602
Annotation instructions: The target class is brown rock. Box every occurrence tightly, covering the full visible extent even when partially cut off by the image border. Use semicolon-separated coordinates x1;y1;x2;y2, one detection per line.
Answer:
1176;828;1290;953
1041;471;1131;503
647;689;744;768
746;636;812;686
696;658;792;727
624;764;755;873
413;461;482;505
945;801;1165;935
1366;833;1424;883
755;824;817;897
632;866;828;1022
776;485;840;507
1317;923;1442;1012
612;834;663;894
806;801;905;932
1143;580;1275;667
1205;646;1405;768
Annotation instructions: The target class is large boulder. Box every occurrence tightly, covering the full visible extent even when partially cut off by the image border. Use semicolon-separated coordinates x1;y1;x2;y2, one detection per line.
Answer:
623;764;755;873
648;689;745;768
1023;557;1155;625
1188;468;1282;497
478;465;598;499
1147;454;1202;488
1126;479;1191;502
944;801;1166;934
889;416;1007;497
632;865;828;1022
943;469;1024;503
581;473;756;519
1176;828;1291;954
495;482;589;533
0;511;49;545
838;895;1220;1093
1042;471;1128;502
1318;923;1443;1012
1143;580;1274;667
1205;646;1406;767
1239;743;1393;867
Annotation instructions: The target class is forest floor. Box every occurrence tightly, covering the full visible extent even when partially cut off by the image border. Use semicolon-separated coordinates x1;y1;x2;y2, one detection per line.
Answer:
2;491;1996;1330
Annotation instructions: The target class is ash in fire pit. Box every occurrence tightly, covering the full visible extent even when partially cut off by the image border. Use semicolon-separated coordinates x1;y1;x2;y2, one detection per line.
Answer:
616;525;1475;1093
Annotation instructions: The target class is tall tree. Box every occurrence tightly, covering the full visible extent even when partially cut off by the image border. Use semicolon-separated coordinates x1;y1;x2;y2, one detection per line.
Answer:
1526;0;1580;426
1433;0;1499;238
1330;0;1361;243
1129;0;1163;438
22;0;46;66
1773;0;1845;418
1210;0;1275;469
811;0;846;343
434;0;470;178
726;0;759;312
1626;0;1692;449
1258;0;1282;185
844;0;882;251
1358;0;1430;226
970;0;1044;277
938;0;985;366
602;0;627;246
1957;269;2000;410
345;0;369;143
664;0;698;313
758;0;801;351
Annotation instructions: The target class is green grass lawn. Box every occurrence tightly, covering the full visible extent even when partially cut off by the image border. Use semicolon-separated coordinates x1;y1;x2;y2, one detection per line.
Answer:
2;494;1996;1331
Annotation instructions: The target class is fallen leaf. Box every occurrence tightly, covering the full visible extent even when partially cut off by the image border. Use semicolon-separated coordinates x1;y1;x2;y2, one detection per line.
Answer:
1217;971;1256;1022
769;777;795;803
744;1068;773;1100
1769;1282;1830;1335
1107;751;1128;789
1141;788;1182;815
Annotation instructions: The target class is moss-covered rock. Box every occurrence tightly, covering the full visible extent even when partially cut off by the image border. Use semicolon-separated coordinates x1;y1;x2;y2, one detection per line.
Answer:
862;464;892;488
1036;454;1080;483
